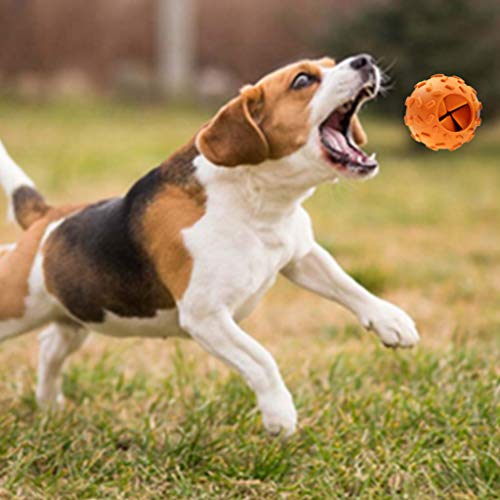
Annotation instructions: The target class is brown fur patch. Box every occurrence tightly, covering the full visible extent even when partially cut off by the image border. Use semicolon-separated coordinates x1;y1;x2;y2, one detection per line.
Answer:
13;186;50;230
142;142;206;301
196;89;269;167
197;58;333;166
255;60;326;159
158;141;199;185
141;184;206;302
0;205;83;320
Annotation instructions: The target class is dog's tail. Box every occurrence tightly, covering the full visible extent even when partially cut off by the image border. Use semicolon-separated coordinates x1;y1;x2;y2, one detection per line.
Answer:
0;140;51;230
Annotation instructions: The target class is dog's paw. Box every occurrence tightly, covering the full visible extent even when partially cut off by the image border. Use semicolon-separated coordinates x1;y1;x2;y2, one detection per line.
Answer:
259;388;297;437
36;388;66;411
360;299;420;348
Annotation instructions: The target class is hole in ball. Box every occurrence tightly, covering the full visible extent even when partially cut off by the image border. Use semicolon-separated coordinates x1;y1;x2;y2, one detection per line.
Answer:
438;95;473;132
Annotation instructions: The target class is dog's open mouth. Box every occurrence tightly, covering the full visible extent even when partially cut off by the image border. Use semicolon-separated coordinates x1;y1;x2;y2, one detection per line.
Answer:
319;85;378;177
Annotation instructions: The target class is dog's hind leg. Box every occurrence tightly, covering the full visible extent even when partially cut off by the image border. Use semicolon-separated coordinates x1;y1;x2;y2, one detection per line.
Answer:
36;321;88;409
0;247;57;343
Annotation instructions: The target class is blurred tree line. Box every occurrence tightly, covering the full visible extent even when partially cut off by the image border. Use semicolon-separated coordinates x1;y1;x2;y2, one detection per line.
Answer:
324;0;500;119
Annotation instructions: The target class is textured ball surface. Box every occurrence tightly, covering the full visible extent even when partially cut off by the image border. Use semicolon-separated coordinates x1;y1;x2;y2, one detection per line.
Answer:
404;75;482;151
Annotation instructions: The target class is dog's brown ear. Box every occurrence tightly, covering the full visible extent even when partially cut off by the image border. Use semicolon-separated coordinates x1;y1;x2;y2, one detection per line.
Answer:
196;85;269;167
351;115;367;146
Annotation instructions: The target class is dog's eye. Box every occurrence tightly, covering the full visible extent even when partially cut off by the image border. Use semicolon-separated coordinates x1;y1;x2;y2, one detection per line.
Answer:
290;72;318;90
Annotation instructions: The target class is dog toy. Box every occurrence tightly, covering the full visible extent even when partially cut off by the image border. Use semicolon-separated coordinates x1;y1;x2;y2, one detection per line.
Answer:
404;74;482;151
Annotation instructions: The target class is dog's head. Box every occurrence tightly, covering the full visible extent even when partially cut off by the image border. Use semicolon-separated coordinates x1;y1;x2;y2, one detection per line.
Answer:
196;54;381;183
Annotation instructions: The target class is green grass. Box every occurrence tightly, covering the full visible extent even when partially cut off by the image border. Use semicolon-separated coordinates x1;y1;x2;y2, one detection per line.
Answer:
0;346;497;498
0;97;499;498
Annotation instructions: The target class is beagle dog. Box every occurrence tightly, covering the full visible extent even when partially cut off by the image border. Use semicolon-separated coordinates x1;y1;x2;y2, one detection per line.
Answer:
0;54;419;436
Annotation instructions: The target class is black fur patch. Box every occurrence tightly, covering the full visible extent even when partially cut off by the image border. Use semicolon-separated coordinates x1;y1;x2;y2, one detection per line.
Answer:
44;144;200;323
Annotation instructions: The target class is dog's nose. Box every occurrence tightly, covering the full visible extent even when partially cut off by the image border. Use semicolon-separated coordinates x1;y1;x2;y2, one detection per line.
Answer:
350;54;374;70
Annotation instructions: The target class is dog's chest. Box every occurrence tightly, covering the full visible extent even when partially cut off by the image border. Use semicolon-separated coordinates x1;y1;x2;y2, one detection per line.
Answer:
233;219;297;320
183;199;312;321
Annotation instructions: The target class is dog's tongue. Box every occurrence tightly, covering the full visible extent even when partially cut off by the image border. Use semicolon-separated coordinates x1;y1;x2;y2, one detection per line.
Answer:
322;125;370;165
322;126;348;152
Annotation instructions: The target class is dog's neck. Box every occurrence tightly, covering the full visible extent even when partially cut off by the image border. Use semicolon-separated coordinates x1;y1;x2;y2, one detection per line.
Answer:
194;154;327;221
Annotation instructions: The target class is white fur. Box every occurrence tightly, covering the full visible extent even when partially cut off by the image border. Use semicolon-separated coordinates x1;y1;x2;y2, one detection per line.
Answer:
86;309;186;339
0;243;16;253
0;140;36;222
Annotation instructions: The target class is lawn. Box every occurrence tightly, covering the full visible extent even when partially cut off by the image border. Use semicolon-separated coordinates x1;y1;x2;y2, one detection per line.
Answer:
0;97;498;498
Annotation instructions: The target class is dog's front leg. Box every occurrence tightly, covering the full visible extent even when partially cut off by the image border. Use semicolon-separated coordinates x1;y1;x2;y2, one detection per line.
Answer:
178;307;297;436
282;242;420;348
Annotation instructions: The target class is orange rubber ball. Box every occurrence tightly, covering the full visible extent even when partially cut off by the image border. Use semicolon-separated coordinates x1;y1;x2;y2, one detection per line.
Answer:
404;74;482;151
